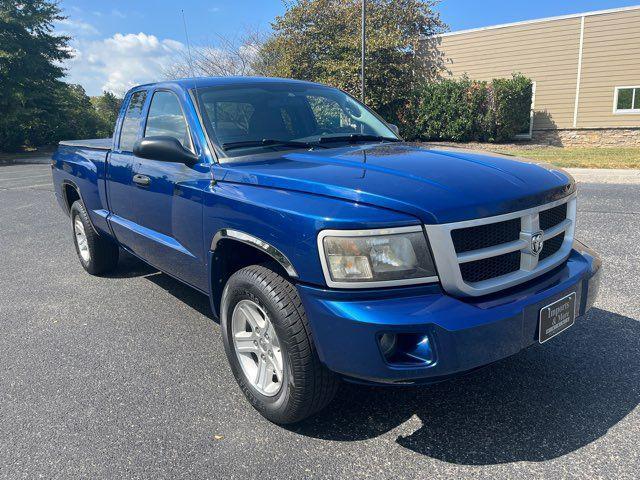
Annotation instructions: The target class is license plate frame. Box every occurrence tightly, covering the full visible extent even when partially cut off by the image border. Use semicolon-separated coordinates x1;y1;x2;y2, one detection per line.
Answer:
538;292;577;344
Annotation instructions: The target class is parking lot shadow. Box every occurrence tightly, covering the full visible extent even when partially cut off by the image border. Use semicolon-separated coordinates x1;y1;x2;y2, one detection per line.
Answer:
291;308;639;465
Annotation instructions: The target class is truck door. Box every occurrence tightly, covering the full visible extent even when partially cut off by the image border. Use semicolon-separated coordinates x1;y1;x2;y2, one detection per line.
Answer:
106;89;148;250
128;89;209;291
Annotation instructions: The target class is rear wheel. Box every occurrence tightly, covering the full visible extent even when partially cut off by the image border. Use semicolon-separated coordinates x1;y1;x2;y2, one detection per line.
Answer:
220;264;339;424
70;200;119;275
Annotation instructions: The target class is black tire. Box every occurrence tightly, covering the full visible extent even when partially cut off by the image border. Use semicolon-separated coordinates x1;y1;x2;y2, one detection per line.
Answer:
220;264;339;424
70;200;119;275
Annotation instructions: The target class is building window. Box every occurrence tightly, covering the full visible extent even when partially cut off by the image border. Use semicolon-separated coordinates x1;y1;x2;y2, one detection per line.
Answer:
614;87;640;114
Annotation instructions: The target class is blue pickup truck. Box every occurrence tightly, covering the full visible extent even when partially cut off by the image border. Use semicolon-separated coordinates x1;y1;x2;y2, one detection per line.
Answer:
52;77;601;424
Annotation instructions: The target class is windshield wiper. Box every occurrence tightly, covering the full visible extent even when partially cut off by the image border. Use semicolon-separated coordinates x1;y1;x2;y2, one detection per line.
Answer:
222;138;324;151
317;134;401;145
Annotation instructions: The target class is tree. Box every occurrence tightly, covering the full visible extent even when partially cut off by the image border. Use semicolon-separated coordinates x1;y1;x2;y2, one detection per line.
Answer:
51;83;104;142
92;91;123;137
0;0;72;151
163;28;269;79
259;0;447;123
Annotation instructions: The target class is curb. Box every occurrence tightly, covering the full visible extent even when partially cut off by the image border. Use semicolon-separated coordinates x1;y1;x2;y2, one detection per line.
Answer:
565;168;640;184
0;156;52;166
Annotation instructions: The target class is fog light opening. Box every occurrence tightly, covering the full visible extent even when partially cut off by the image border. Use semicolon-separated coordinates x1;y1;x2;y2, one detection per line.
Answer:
378;332;435;366
379;333;397;358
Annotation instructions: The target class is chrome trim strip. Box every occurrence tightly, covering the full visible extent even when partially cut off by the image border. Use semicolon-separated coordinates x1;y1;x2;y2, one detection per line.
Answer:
425;194;577;297
457;217;571;265
317;226;440;289
457;239;528;263
435;194;575;230
543;218;571;239
211;229;298;278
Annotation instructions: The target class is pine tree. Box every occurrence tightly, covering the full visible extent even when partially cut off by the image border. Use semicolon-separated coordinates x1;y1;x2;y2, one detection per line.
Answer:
0;0;71;151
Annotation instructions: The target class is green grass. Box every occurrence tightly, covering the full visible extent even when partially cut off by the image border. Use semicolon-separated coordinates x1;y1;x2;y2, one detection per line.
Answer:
493;147;640;169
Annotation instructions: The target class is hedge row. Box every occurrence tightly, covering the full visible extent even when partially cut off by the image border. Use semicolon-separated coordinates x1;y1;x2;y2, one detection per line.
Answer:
400;74;533;143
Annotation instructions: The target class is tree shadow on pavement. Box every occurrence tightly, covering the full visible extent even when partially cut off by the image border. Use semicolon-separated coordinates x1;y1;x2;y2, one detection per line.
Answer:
291;308;639;465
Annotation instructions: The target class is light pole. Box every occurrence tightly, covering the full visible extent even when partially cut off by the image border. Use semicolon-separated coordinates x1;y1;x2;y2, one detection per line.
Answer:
361;0;366;103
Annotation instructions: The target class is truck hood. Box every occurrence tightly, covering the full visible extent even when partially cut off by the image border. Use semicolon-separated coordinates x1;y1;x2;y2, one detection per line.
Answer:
213;143;575;224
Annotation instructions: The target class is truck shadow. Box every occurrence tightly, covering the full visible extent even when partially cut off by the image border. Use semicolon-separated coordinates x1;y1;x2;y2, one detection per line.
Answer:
106;251;216;321
105;254;638;464
290;307;639;465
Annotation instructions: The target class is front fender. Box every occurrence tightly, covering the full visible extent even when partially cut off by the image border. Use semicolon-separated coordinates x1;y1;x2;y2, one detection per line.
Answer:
203;182;418;286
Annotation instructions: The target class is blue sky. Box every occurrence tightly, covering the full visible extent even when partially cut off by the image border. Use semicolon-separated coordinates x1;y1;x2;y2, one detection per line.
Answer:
57;0;640;95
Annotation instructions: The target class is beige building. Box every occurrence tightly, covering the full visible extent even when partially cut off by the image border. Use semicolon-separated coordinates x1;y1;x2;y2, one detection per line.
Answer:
435;6;640;146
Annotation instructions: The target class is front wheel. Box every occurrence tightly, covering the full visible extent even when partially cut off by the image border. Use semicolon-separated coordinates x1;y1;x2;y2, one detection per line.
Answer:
220;264;339;424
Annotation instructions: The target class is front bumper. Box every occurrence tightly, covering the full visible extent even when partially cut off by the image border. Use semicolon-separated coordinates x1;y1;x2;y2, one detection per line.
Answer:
297;242;601;385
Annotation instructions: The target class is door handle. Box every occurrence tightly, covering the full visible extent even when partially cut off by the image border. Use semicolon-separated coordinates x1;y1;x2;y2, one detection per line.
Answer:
132;174;151;187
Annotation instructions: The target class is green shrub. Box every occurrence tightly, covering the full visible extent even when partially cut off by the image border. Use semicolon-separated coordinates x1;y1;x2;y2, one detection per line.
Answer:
492;74;533;141
402;73;532;143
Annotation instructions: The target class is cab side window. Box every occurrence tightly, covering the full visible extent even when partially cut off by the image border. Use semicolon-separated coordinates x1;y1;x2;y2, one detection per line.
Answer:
145;91;193;152
118;90;147;152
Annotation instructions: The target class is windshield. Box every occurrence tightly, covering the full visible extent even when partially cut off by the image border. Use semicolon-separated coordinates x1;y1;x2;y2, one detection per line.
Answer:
194;83;399;156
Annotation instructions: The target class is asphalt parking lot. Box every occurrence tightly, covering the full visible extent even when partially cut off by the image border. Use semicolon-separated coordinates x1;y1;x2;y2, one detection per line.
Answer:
0;161;638;479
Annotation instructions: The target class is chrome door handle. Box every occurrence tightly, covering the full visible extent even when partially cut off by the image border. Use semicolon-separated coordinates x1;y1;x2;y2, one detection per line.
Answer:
132;174;151;186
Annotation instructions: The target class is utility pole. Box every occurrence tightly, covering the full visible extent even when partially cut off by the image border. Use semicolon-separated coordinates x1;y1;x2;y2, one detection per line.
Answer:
361;0;366;103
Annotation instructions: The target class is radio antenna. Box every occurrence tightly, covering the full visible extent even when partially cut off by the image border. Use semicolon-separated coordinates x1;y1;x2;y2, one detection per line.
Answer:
181;10;203;117
181;8;214;161
181;10;197;80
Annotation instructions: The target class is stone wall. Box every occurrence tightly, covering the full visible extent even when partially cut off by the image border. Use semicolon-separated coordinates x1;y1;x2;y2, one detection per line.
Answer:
532;128;640;147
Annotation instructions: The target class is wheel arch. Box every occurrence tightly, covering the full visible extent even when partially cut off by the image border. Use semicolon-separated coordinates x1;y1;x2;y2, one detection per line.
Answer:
209;229;299;318
61;180;82;215
62;180;104;237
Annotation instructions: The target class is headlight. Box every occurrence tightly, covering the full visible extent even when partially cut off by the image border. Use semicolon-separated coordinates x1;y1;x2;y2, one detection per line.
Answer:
318;226;438;288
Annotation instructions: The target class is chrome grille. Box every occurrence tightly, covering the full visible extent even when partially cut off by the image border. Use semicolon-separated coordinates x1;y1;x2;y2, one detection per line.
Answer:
460;251;521;283
539;233;565;261
539;203;568;231
451;218;521;253
425;194;577;297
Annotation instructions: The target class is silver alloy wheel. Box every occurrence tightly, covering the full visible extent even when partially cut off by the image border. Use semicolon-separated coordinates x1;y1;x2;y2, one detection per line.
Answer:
74;217;90;263
231;299;284;397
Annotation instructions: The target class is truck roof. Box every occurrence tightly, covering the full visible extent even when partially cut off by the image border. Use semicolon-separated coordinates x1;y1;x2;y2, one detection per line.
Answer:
134;76;325;92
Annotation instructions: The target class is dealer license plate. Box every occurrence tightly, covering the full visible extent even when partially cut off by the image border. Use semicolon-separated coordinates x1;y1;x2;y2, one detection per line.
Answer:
539;292;576;343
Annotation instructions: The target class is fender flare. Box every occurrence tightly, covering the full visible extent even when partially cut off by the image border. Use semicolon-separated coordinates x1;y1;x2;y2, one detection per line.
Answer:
210;229;298;278
61;179;84;215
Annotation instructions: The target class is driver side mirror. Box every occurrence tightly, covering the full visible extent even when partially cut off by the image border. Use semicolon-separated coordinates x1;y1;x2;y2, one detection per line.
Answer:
387;123;400;136
133;136;198;164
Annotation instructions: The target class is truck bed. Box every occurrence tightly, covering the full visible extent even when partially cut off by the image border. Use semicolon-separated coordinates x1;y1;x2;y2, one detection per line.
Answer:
52;138;113;235
58;138;112;150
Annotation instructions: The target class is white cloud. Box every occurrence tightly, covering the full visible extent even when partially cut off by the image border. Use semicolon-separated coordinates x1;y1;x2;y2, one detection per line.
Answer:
63;32;185;96
55;18;100;36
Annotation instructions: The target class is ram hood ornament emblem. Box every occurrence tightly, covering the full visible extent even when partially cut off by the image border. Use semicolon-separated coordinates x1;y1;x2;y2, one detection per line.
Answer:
531;232;544;255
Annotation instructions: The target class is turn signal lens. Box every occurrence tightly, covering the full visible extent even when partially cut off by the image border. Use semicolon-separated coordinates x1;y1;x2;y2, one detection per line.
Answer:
327;254;373;280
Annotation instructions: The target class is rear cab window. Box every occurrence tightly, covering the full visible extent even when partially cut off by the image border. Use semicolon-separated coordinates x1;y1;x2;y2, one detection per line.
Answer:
118;90;148;152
